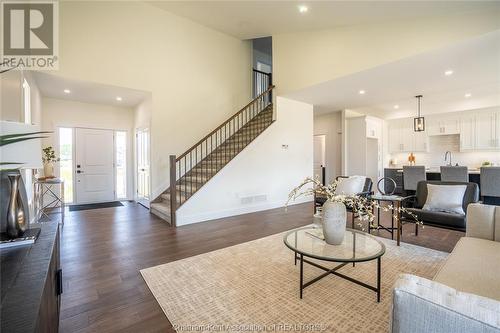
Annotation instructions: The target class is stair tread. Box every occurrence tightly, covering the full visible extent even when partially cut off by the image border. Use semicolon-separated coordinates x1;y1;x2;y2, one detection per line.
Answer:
154;104;274;216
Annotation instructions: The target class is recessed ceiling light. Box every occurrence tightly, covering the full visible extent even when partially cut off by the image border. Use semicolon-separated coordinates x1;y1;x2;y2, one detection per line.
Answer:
393;105;399;109
116;96;122;101
464;93;471;98
444;70;454;76
359;90;366;95
63;89;71;94
298;5;308;13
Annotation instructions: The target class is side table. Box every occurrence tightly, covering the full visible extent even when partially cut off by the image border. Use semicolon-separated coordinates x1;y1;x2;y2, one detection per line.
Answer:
34;178;65;224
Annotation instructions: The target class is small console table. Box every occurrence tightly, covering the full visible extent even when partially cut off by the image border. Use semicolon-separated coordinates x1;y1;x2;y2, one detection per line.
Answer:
34;178;65;224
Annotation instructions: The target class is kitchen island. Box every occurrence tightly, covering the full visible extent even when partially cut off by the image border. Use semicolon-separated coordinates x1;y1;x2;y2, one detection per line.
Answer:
384;167;481;195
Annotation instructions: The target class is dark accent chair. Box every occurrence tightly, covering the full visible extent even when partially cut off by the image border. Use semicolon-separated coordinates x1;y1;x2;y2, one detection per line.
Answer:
315;176;373;228
401;180;480;232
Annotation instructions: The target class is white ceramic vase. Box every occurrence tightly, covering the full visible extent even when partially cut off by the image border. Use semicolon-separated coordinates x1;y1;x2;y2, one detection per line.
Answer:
322;201;347;245
44;163;54;178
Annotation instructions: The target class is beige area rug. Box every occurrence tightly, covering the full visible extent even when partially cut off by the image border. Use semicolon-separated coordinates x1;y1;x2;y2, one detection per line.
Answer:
141;229;448;333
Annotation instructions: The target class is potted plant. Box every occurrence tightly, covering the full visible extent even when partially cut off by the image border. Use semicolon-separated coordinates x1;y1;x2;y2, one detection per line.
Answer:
287;177;421;245
42;146;60;178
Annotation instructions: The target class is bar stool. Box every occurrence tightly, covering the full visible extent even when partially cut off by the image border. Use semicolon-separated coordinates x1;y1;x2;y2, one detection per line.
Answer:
403;166;426;193
440;166;468;182
402;165;426;236
480;167;500;205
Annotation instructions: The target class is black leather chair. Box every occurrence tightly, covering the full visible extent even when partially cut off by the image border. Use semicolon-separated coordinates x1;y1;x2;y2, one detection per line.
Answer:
315;176;373;228
401;180;479;232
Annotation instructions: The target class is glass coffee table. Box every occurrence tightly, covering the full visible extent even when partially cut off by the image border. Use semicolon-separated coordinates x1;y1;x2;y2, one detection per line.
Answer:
283;227;386;302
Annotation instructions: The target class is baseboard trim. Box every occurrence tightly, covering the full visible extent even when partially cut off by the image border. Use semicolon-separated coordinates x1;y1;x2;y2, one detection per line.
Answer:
176;197;312;226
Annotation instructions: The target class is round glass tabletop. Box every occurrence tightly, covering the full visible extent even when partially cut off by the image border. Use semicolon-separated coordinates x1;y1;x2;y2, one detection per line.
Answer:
283;227;385;262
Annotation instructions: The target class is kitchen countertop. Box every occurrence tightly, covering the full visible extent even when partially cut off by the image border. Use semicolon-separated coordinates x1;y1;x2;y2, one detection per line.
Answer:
386;167;481;174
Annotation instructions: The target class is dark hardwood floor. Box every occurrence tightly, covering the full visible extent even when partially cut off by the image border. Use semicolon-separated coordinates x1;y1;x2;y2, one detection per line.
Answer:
59;201;463;332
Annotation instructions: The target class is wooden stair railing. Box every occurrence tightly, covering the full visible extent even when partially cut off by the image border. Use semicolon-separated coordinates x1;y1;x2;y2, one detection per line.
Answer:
151;85;275;226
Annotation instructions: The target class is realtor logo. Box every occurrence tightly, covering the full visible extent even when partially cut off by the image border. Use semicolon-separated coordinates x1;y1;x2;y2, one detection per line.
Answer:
1;1;59;70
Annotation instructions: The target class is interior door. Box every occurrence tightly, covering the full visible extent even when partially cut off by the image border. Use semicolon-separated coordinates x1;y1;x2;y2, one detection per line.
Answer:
75;128;115;204
136;129;150;207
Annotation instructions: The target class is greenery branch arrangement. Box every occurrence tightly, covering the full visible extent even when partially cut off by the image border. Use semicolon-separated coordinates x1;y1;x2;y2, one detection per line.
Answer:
0;132;51;171
42;146;60;164
286;177;422;230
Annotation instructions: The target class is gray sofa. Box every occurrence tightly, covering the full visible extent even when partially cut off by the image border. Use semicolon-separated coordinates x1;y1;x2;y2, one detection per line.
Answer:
391;203;500;333
402;180;480;231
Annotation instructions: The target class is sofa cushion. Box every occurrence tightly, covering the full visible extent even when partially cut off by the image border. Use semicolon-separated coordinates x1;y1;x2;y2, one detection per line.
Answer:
334;176;366;195
404;208;466;230
466;203;499;241
422;184;467;215
434;237;500;301
392;274;500;333
414;181;479;213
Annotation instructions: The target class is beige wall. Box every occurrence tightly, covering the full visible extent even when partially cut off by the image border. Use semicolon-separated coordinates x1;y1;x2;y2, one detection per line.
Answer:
177;97;313;225
41;97;135;199
1;70;42;125
273;10;500;95
55;1;252;197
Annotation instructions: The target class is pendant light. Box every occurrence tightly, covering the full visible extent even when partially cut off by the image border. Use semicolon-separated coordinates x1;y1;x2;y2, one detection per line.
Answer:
413;95;425;132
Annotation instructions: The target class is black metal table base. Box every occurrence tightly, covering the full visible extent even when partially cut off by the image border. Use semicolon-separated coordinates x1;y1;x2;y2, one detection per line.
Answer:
295;253;381;302
368;199;396;240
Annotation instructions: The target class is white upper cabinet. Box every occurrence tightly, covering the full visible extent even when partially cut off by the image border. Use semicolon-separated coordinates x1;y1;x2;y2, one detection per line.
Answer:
388;118;427;153
475;111;496;149
413;131;428;152
459;114;475;151
428;114;460;136
389;108;500;153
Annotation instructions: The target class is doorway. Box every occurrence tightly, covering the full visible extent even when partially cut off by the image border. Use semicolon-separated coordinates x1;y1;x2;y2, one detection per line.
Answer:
75;128;115;204
136;128;150;207
313;135;326;184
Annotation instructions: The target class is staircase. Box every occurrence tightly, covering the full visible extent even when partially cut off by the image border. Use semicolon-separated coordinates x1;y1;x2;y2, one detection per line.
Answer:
150;85;275;225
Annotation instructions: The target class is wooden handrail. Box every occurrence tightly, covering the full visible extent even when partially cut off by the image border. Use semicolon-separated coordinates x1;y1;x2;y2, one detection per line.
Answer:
176;85;275;161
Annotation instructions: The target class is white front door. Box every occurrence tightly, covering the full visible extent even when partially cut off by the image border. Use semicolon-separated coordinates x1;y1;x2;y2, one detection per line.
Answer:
75;128;115;204
136;128;150;207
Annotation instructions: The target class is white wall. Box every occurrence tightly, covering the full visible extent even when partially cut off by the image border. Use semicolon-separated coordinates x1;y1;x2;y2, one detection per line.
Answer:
313;111;342;183
0;70;43;222
273;10;500;95
54;1;252;198
176;97;313;225
346;117;367;176
41;98;135;199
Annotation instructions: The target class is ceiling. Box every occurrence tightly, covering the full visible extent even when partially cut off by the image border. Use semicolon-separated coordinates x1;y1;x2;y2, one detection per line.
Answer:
148;1;500;40
285;30;500;119
33;73;149;108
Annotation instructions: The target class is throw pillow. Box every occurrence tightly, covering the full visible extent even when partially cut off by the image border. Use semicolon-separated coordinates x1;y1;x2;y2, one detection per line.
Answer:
422;184;467;215
334;176;366;195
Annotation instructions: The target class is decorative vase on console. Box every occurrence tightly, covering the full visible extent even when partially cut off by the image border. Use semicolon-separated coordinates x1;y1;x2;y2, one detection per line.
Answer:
42;146;59;178
322;201;347;245
6;174;27;238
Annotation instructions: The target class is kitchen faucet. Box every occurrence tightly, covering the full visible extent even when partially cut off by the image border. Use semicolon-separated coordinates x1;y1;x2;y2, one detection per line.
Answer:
444;151;452;166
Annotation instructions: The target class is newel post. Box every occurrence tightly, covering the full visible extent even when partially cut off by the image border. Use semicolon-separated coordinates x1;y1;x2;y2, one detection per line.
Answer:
169;155;177;227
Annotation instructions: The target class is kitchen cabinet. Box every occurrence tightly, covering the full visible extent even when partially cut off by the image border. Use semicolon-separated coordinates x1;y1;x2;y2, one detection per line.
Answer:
388;118;427;153
428;114;460;136
389;108;500;153
475;111;497;150
459;114;475;151
413;131;428;152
